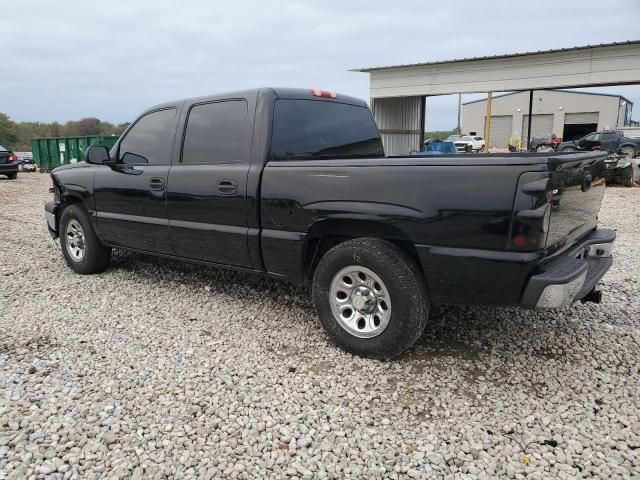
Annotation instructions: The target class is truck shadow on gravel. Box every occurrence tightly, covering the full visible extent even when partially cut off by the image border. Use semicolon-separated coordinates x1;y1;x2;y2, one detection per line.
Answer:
413;304;571;361
110;250;585;363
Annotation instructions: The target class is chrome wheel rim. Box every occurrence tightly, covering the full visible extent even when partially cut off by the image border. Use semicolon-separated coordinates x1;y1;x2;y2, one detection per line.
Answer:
65;219;86;262
329;266;391;338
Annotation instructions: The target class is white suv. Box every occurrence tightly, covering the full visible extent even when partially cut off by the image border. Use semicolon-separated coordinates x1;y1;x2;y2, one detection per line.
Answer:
454;135;485;153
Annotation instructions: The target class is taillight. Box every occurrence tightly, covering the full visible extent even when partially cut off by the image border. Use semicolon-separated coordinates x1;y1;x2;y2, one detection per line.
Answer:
509;172;551;251
311;89;337;99
8;153;18;162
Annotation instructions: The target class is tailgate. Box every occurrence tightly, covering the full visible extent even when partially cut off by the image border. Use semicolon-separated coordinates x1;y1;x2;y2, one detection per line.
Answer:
546;151;607;248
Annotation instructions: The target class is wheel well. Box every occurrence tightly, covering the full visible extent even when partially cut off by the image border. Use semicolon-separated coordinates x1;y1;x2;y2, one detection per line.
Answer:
303;220;422;281
57;194;85;227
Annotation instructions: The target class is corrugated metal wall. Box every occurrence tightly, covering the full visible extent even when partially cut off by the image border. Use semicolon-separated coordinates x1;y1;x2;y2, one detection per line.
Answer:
372;96;423;156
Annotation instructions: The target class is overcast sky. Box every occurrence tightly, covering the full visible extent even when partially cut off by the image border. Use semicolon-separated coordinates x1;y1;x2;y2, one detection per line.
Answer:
1;0;639;130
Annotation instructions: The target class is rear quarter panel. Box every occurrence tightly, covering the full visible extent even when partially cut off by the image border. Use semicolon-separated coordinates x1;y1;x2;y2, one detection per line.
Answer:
260;158;547;290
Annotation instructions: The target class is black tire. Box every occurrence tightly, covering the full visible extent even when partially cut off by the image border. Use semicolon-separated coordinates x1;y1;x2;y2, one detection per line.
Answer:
620;146;636;159
622;167;635;187
59;204;111;274
6;172;17;180
562;147;576;152
312;238;429;358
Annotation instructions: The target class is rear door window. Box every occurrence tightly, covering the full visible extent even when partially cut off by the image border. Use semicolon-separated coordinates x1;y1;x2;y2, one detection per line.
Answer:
271;100;384;160
181;100;249;165
118;108;176;165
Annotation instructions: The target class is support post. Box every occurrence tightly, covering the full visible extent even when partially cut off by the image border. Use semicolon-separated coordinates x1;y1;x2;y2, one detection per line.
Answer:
419;95;426;151
483;92;492;152
456;93;462;134
526;90;534;151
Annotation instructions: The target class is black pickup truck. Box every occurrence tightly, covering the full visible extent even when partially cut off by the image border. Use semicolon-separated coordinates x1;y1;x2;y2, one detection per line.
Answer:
44;88;615;358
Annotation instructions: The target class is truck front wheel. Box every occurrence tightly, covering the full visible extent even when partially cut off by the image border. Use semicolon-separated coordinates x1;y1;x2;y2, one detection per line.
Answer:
312;238;429;358
59;204;111;274
620;146;636;159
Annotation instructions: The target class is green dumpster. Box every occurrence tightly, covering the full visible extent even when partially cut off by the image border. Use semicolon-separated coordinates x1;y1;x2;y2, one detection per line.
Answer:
30;135;119;172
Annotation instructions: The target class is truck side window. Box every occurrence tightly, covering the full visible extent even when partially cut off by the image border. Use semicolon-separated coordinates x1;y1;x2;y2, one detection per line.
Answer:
118;108;176;165
181;100;249;165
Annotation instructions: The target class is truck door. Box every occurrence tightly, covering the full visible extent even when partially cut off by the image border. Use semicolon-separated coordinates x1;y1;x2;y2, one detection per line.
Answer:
93;108;177;253
577;132;601;151
167;100;252;268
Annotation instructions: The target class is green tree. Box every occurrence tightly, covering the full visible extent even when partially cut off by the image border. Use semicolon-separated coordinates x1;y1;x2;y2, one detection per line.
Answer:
0;115;128;151
0;113;18;148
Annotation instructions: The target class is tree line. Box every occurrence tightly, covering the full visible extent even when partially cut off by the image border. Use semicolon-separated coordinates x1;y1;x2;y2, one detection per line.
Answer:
0;112;129;151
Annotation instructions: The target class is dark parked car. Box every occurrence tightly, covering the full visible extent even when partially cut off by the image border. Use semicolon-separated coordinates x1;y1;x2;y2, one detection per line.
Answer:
44;88;615;358
559;130;640;158
0;145;19;179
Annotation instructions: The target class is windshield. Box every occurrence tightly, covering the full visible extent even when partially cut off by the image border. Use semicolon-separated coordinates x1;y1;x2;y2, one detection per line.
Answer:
459;136;473;141
271;100;384;160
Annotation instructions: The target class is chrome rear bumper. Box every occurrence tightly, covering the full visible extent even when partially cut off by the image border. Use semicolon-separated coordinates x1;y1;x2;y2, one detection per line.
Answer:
521;229;616;308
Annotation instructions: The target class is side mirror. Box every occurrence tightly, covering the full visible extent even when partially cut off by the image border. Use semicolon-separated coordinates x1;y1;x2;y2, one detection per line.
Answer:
86;145;112;165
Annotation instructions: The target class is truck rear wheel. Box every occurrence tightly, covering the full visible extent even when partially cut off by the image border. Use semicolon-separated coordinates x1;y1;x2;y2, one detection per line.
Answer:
59;204;111;274
312;238;429;358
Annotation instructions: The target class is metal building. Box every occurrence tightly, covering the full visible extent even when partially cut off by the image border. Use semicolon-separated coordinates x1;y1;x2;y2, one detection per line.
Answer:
354;40;640;155
462;90;633;147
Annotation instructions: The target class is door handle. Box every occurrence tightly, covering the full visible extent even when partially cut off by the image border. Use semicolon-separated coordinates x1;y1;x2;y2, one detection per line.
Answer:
149;177;165;191
218;180;237;194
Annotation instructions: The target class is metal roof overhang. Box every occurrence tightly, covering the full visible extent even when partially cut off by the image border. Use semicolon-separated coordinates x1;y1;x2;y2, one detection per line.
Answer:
354;41;640;98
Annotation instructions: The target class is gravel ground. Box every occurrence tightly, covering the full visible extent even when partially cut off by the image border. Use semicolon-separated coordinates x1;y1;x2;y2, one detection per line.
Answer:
1;173;639;480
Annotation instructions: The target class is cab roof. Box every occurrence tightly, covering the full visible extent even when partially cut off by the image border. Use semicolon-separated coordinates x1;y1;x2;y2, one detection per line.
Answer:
145;87;368;113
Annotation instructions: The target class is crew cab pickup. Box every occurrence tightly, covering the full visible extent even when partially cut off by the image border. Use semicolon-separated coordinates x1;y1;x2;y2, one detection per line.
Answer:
44;88;615;358
559;130;640;158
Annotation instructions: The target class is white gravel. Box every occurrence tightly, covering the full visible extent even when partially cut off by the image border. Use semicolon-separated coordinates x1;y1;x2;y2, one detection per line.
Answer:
1;173;639;479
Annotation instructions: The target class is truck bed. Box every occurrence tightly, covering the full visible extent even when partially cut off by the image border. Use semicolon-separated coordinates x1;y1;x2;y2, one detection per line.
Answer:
261;150;608;305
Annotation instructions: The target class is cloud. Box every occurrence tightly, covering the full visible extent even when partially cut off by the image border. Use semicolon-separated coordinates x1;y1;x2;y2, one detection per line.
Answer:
1;0;639;129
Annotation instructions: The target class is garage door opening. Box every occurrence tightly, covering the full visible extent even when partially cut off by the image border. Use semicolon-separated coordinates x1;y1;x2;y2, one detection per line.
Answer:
563;123;598;141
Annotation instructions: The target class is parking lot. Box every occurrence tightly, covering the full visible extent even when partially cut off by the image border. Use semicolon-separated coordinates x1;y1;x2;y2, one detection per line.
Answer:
0;173;638;479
